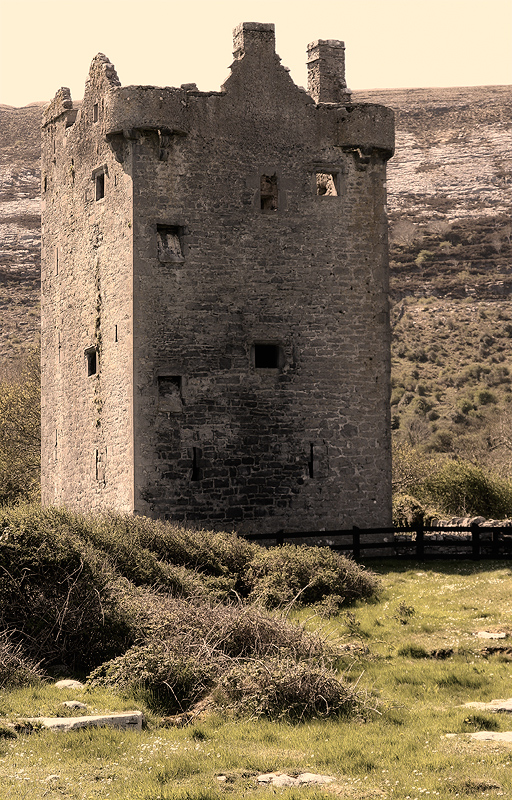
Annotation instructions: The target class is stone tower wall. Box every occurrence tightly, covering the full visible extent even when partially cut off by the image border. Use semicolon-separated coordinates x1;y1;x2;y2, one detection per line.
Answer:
41;23;394;533
41;61;134;511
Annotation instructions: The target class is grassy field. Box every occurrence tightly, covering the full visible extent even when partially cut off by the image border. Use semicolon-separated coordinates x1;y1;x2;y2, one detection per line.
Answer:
1;559;512;799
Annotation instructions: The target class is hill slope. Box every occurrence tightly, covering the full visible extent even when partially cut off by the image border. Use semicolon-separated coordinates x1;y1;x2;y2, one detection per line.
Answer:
1;87;511;470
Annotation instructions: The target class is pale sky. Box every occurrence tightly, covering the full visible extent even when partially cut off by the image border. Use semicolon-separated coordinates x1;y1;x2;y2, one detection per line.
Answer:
1;0;511;107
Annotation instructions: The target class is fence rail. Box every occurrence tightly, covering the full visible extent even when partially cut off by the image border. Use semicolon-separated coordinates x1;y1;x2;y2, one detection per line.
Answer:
242;524;512;560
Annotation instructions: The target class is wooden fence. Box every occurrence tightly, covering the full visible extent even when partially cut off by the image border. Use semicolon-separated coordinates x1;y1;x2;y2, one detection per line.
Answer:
243;524;512;561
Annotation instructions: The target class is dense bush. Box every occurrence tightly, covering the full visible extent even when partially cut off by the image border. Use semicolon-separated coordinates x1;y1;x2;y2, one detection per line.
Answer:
217;658;373;721
0;505;133;670
420;460;512;518
87;597;358;719
0;504;380;688
246;544;381;608
0;352;40;505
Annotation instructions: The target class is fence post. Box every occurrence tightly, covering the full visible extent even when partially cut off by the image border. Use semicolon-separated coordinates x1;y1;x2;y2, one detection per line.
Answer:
471;523;480;560
415;522;424;560
492;528;500;559
352;526;360;560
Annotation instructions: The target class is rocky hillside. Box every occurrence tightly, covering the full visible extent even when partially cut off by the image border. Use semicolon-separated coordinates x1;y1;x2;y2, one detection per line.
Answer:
1;86;511;371
0;102;44;373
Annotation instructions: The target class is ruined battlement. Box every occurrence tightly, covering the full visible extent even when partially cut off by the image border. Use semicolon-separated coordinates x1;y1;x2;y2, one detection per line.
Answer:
41;23;394;533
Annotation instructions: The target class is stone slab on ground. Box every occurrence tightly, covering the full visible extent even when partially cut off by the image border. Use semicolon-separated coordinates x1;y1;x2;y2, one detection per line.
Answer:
257;772;335;787
476;632;508;640
54;680;84;690
469;731;512;743
18;711;143;732
465;698;512;713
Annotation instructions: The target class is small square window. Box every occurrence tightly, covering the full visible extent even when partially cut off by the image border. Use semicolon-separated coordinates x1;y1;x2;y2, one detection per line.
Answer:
157;375;183;412
157;225;184;263
85;347;97;376
95;172;105;201
316;171;338;196
254;343;281;369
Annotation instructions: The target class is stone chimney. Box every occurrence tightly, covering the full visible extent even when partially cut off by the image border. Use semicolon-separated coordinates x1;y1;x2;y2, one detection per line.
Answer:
307;39;351;103
232;22;276;61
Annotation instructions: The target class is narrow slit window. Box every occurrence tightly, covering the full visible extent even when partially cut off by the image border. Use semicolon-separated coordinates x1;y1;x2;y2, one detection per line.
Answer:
95;172;105;201
316;171;338;196
93;103;99;123
254;343;280;369
260;174;278;212
191;447;202;481
308;443;316;478
85;347;97;376
157;225;184;263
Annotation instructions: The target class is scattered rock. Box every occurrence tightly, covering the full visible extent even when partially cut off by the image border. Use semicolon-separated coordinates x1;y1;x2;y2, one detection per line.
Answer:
257;772;335;786
465;698;512;713
17;711;143;733
476;631;507;639
54;679;84;690
61;701;87;710
469;731;512;743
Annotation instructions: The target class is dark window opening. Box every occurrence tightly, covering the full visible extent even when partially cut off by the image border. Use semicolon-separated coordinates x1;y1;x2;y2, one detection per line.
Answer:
191;446;202;481
85;347;97;376
308;443;315;478
316;171;338;196
55;247;59;275
254;343;280;369
43;176;47;192
114;324;118;343
158;375;183;412
157;225;184;263
95;172;105;201
260;174;278;212
93;103;99;123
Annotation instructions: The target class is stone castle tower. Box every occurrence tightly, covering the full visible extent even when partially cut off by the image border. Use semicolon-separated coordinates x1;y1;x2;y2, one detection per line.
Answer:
41;23;394;534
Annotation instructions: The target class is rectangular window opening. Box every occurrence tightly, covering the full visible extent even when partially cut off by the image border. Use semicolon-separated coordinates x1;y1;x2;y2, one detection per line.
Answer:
158;375;183;411
114;324;118;343
260;174;278;212
93;103;99;123
95;172;105;201
316;171;338;196
85;347;97;376
254;343;280;369
157;224;184;263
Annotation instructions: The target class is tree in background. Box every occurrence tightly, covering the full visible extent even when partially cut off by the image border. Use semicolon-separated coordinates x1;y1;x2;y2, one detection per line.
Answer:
0;351;40;504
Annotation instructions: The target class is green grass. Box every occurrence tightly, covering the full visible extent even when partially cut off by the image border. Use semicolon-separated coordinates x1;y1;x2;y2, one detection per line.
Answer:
2;560;512;799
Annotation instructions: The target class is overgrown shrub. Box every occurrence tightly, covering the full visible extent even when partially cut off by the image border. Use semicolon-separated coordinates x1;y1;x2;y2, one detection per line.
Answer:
88;642;214;714
245;544;381;608
87;597;342;716
0;632;44;688
0;505;133;670
217;658;373;721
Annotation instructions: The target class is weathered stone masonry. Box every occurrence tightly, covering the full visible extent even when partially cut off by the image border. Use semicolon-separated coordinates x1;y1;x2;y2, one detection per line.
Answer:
41;23;395;533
